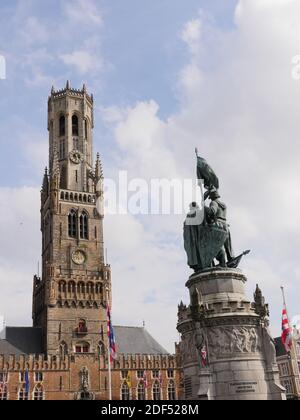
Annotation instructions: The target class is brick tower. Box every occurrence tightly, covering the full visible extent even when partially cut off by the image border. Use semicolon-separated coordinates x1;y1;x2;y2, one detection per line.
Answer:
32;82;111;356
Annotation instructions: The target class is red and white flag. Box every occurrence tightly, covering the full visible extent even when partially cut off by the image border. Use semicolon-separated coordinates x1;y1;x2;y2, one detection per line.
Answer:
281;308;292;353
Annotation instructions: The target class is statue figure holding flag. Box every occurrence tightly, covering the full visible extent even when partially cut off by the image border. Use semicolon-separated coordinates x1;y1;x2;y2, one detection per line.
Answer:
183;149;250;272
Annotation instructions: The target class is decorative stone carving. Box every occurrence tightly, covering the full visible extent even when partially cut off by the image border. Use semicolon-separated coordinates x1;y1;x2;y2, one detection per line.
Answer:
80;367;89;392
181;331;198;363
207;327;260;357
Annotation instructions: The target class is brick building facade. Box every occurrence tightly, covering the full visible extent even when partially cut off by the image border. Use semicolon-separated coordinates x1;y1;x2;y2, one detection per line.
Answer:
0;84;182;401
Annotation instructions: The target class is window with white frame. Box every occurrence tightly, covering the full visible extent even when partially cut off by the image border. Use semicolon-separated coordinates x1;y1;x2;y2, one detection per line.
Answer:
282;379;294;395
35;372;43;382
152;380;161;401
18;384;29;401
168;380;176;400
0;384;8;400
0;372;8;383
33;384;44;401
19;372;26;382
281;363;289;376
152;370;159;379
137;381;145;400
137;370;144;379
121;382;130;400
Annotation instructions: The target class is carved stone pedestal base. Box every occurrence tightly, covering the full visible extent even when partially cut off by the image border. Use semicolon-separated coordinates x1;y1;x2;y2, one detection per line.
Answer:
177;269;286;400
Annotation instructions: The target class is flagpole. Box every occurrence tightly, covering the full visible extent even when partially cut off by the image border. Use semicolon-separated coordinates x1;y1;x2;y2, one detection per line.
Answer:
280;286;300;399
106;286;112;401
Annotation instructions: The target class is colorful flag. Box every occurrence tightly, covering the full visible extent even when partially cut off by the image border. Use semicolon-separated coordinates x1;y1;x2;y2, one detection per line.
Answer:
201;344;208;367
281;308;292;353
126;374;132;389
107;305;117;362
25;370;30;394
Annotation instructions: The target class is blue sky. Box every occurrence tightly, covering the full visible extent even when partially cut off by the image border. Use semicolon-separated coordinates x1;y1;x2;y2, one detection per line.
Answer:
1;0;300;351
0;0;237;186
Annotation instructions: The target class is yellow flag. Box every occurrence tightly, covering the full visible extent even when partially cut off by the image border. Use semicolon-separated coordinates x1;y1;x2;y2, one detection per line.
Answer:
126;375;132;388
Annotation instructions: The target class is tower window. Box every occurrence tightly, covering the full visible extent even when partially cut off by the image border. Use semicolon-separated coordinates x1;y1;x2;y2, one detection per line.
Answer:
68;210;77;238
72;115;79;136
75;342;90;353
85;119;88;139
59;115;65;137
80;212;88;239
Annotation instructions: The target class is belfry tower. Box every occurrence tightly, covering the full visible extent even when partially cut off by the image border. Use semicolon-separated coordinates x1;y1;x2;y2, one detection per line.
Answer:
32;82;111;356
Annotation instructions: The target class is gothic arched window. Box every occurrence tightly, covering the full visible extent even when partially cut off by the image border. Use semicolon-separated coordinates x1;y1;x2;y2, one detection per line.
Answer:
59;341;68;358
137;381;146;400
33;384;44;401
152;381;161;401
80;212;88;239
68;210;77;238
72;115;79;136
167;380;176;400
121;382;130;400
18;384;29;401
85;119;88;139
59;115;65;137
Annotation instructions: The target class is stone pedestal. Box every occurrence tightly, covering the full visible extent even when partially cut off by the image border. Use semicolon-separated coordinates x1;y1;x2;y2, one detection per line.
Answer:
177;269;286;400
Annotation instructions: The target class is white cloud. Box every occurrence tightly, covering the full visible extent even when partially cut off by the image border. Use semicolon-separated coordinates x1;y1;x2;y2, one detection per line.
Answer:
63;0;102;26
181;18;202;55
19;16;49;45
99;0;300;344
0;187;40;328
60;50;103;75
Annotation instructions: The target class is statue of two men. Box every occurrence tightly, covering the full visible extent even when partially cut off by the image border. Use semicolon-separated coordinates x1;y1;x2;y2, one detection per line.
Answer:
184;152;241;272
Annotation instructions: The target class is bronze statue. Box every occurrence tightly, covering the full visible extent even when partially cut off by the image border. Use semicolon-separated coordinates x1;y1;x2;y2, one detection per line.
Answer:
183;151;250;272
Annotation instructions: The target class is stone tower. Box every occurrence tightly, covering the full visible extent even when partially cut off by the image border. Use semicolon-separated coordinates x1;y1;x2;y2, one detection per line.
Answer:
32;82;111;356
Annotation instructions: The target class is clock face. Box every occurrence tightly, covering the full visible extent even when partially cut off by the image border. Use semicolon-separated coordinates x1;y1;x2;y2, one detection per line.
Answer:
72;250;86;265
69;150;83;164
